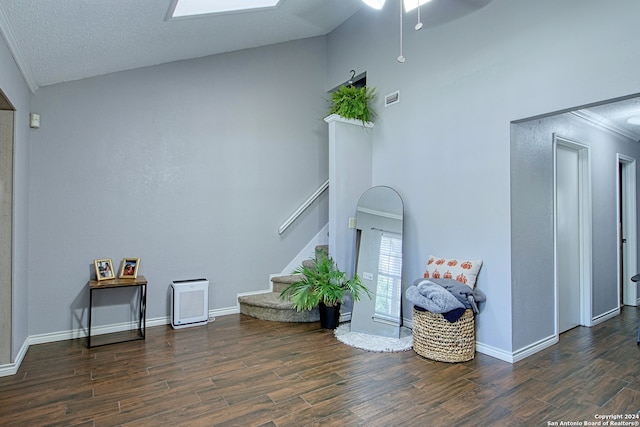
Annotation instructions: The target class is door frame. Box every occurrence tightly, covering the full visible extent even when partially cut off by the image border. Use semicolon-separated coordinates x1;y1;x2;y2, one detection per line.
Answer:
0;103;14;365
617;154;638;306
553;134;593;335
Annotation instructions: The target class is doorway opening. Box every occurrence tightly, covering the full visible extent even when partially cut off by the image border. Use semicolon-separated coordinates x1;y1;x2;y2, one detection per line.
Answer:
554;134;592;335
617;154;638;307
0;88;14;365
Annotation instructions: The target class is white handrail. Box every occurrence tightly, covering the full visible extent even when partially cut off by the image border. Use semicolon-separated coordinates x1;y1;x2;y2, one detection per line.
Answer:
278;179;329;235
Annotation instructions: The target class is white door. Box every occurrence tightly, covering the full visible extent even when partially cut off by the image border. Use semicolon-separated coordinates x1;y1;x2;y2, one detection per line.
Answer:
618;155;638;306
556;144;581;333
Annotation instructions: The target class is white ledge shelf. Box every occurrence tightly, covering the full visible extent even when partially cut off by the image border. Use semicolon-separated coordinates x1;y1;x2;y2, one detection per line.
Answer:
324;114;374;129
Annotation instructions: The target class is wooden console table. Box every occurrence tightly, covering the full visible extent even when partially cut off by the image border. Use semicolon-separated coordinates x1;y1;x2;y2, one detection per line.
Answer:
88;275;147;348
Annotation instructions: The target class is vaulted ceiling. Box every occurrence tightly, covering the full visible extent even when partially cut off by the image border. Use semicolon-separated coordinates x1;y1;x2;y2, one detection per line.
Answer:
0;0;362;90
0;0;638;139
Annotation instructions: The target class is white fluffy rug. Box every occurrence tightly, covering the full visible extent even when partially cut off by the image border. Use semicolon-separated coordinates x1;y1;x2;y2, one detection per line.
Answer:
334;322;413;352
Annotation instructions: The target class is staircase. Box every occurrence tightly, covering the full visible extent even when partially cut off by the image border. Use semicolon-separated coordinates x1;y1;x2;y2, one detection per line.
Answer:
238;246;327;323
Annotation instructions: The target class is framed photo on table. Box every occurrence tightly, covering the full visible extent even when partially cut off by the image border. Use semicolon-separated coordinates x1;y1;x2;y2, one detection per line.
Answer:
119;258;140;279
94;259;115;281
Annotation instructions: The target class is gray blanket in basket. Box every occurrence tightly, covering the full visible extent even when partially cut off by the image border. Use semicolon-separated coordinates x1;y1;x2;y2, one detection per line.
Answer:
428;278;486;314
405;279;465;314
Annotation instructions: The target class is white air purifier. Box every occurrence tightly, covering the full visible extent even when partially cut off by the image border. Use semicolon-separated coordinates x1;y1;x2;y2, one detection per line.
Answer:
171;278;209;329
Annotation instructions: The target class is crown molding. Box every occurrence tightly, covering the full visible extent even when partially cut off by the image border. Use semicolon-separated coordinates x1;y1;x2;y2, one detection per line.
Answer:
0;5;38;92
571;109;640;142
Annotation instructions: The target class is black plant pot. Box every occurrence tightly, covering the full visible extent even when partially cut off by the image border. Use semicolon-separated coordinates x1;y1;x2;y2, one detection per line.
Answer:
319;302;341;329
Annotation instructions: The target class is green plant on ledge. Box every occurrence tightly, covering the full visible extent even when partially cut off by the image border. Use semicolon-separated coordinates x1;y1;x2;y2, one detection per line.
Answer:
328;85;376;124
279;248;371;312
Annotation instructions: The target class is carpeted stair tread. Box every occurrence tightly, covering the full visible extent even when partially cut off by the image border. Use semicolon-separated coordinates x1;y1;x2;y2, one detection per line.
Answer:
302;259;317;269
239;292;292;309
271;274;303;284
239;244;328;323
238;292;319;323
315;244;328;254
271;274;303;294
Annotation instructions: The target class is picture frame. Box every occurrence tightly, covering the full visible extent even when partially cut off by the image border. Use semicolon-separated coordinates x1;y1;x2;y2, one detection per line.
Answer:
94;258;115;281
119;258;140;279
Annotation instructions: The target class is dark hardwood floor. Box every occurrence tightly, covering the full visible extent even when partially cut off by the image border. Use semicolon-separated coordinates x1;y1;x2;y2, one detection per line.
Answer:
1;307;640;426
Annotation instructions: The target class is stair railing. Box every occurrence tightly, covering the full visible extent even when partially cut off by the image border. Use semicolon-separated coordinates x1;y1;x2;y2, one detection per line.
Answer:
278;179;329;235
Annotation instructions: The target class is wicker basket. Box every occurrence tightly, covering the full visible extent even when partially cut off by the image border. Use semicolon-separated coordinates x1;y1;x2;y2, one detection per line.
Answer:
412;306;475;362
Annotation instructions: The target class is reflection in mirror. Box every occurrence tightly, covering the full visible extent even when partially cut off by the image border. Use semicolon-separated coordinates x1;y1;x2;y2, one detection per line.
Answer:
375;233;402;322
350;186;403;338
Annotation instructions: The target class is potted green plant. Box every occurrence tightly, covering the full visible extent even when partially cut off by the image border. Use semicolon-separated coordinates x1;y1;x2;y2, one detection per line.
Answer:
280;249;371;329
328;85;376;125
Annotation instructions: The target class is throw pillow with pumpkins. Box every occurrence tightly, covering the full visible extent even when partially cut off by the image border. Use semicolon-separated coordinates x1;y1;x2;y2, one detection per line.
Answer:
423;255;482;288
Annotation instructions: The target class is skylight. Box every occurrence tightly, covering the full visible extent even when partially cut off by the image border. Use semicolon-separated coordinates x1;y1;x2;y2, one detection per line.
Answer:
403;0;433;13
171;0;281;18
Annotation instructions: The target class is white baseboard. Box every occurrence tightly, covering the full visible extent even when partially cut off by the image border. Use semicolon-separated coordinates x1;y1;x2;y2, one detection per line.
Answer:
339;312;351;322
2;304;572;377
0;338;29;377
210;306;239;318
506;334;558;363
28;317;168;345
0;306;240;377
403;315;413;329
486;308;624;363
404;315;557;364
592;307;620;326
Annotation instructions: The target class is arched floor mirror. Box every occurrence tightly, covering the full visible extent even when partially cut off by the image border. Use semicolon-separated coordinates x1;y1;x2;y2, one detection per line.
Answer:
351;186;404;338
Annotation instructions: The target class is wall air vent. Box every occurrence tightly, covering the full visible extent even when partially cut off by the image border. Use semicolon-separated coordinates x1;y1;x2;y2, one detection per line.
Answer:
385;91;400;107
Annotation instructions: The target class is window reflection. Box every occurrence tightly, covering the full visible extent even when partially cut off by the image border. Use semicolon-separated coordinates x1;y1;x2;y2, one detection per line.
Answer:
375;233;402;322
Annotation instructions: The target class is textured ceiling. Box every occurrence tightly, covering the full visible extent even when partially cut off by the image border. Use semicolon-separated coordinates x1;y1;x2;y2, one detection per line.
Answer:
0;0;503;91
0;0;639;138
0;0;362;90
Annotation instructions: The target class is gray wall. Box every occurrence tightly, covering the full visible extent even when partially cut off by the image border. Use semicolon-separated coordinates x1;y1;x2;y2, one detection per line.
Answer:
510;118;555;351
5;0;640;361
27;36;329;335
326;0;640;356
511;114;640;350
0;32;31;362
